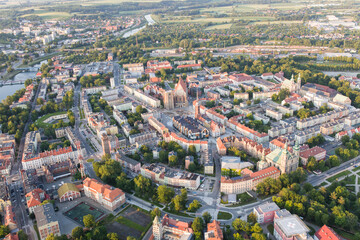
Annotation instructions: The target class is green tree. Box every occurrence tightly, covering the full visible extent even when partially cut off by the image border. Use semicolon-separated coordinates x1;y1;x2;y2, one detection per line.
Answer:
71;227;84;239
192;217;204;240
247;212;257;224
169;155;178;166
157;185;175;204
107;233;119;240
202;211;212;224
151;208;161;219
83;214;96;229
18;230;28;240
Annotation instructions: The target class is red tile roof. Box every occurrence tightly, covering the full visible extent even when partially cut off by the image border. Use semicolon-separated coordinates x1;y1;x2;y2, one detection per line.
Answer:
315;225;341;240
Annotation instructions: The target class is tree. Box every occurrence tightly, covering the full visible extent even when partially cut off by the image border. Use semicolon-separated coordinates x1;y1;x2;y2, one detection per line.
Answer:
157;185;175;204
169;155;178;166
18;230;28;240
188;145;197;157
329;155;340;167
0;225;9;238
151;208;161;219
107;233;119;240
192;217;204;240
251;223;263;233
341;135;350;145
83;214;95;229
247;212;257;224
127;237;136;240
71;227;84;239
159;150;168;163
251;233;266;240
188;199;201;212
174;195;183;211
202;212;212;224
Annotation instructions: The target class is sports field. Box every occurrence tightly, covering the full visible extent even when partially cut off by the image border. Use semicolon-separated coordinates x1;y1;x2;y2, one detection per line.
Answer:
64;202;104;226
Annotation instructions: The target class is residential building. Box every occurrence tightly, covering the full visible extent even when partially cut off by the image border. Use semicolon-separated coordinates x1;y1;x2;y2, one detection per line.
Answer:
205;220;223;240
163;132;208;152
115;153;141;173
173;116;209;139
83;178;125;211
57;183;81;202
220;166;280;194
299;145;326;165
4;205;17;231
26;188;49;213
314;225;341;240
141;164;201;190
153;214;193;240
34;204;61;240
253;202;280;224
216;136;271;160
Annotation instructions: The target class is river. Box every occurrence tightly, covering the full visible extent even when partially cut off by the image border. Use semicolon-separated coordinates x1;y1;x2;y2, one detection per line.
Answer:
123;14;155;38
0;61;44;101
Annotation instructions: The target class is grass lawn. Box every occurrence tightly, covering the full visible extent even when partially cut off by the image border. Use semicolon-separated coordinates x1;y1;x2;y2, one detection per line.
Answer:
35;111;67;128
354;165;360;171
333;227;359;240
205;23;233;30
217;211;232;220
267;224;274;235
343;174;356;184
116;216;145;232
326;170;351;182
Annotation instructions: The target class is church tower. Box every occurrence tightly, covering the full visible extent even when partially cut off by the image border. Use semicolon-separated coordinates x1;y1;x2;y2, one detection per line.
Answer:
153;215;163;240
297;74;301;92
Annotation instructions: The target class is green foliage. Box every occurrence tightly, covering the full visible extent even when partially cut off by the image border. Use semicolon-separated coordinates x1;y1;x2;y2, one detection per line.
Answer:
151;208;161;219
306;134;325;148
83;214;95;229
188;199;201;212
272;89;290;103
157;185;175;204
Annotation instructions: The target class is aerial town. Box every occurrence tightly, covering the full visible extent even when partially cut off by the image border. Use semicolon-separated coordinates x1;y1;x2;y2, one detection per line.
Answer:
0;0;359;240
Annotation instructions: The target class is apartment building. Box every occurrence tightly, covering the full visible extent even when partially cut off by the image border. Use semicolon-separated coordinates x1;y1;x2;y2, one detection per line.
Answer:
34;204;61;240
253;202;280;224
220;166;280;194
141;164;201;190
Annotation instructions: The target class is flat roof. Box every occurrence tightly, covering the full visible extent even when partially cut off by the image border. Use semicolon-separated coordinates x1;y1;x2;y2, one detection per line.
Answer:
275;215;309;237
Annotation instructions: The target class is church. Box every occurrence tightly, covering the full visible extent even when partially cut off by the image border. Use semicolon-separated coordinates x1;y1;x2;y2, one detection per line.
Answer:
257;141;300;174
163;77;188;109
281;74;301;93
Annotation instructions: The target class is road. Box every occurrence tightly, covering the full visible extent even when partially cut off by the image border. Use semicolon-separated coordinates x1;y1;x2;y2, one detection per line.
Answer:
11;82;42;177
307;154;360;186
9;181;37;240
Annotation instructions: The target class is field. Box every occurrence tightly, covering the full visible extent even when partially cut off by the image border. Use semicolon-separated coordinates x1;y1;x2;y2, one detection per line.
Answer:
105;206;152;240
64;202;105;226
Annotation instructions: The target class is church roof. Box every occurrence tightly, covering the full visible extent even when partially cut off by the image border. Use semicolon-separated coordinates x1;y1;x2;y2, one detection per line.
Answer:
266;148;293;163
175;78;187;93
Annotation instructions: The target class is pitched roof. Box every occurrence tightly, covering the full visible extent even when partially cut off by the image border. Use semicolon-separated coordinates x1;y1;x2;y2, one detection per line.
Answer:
315;225;341;240
83;178;124;202
175;77;187;93
57;183;80;198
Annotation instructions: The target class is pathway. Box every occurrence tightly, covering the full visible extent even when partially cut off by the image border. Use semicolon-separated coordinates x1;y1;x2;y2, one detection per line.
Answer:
322;166;360;194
